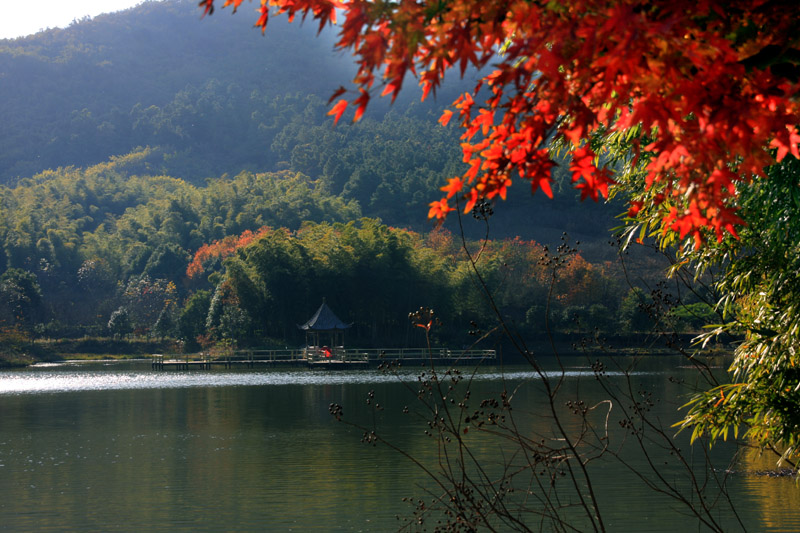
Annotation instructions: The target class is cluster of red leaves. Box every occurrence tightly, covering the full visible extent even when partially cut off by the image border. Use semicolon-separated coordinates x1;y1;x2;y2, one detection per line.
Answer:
200;0;800;247
186;226;273;278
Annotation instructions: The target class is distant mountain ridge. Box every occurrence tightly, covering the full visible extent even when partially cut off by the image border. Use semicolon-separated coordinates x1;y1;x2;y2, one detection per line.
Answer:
1;0;622;246
0;0;359;181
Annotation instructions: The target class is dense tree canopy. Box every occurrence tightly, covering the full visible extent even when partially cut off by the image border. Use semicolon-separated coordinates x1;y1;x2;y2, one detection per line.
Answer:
0;151;654;348
189;220;636;347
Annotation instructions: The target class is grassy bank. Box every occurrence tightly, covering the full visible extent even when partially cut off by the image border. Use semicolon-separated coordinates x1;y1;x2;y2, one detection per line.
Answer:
0;334;176;368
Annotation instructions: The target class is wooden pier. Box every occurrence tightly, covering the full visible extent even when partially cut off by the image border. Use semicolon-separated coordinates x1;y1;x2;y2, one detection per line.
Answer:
151;347;495;370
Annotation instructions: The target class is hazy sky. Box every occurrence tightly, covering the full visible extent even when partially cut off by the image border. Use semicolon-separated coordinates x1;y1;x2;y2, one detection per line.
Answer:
0;0;146;40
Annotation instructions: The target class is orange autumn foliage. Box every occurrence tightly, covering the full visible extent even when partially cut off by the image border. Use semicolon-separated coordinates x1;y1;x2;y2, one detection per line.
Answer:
200;0;800;246
186;226;273;278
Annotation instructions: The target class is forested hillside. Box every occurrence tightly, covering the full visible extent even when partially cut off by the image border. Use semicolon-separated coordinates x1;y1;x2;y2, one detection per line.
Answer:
0;0;657;357
0;0;620;239
0;0;466;182
0;0;349;181
0;150;687;352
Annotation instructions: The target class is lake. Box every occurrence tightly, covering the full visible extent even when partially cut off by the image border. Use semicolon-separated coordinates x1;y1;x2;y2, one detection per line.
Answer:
0;356;797;531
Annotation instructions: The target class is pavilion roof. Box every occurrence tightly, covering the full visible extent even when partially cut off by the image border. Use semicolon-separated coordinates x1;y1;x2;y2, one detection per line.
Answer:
298;300;352;331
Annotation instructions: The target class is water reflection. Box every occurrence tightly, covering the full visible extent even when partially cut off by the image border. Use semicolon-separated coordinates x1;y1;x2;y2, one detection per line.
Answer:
736;445;800;532
0;359;795;531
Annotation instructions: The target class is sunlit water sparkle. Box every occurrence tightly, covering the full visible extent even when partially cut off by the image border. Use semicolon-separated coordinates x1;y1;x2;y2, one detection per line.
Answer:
0;362;643;395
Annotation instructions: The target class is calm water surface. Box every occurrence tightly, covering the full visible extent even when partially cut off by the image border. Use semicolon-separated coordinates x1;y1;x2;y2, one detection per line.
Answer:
0;357;796;531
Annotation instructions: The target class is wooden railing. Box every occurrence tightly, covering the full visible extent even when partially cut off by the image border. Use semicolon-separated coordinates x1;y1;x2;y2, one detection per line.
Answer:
152;347;495;369
321;348;495;361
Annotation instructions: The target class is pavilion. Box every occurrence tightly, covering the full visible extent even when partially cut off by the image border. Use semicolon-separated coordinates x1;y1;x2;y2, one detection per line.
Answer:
297;299;352;358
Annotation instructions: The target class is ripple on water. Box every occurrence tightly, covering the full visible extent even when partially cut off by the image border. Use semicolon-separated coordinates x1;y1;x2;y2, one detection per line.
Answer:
0;362;644;395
